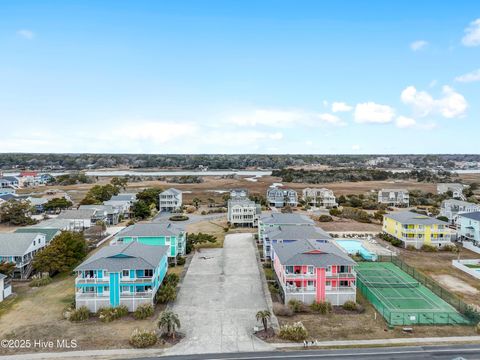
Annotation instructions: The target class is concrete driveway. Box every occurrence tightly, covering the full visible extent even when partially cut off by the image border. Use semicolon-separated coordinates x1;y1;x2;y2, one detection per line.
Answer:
164;233;273;355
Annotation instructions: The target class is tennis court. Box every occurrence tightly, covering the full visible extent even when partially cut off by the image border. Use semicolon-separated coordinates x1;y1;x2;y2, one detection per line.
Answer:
356;262;470;326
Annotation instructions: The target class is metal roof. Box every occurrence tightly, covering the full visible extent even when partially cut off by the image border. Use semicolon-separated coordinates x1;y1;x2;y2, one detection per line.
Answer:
117;222;184;238
272;240;355;268
75;242;168;272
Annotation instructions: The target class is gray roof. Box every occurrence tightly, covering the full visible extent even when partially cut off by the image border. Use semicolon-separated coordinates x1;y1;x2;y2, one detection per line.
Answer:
110;193;137;201
56;209;96;220
0;176;18;183
161;188;181;195
379;188;408;193
0;194;17;201
79;204;117;215
458;211;480;222
32;218;73;229
442;199;480;207
272;240;355;268
265;225;331;241
117;222;184;238
260;213;314;225
384;211;447;225
15;227;61;243
0;233;42;256
28;197;48;206
75;242;168;272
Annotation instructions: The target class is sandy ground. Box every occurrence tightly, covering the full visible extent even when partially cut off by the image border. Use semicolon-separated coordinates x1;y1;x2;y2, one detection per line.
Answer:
431;274;479;296
316;218;383;232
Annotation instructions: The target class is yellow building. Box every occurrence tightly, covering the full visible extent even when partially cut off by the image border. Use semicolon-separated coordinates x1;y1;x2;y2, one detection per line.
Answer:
382;211;451;249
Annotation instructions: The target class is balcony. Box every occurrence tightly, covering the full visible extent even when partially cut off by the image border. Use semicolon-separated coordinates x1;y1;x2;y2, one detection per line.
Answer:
76;291;154;300
76;277;109;284
285;286;316;294
326;272;356;279
326;286;356;293
285;272;316;279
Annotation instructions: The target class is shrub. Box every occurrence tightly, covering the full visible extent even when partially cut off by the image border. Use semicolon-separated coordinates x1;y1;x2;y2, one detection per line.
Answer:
263;268;275;281
97;305;129;322
279;322;308;341
268;283;279;294
29;276;52;287
287;299;304;313
318;215;333;222
133;304;154;320
342;300;358;311
441;244;458;253
169;215;189;221
157;284;177;303
310;301;332;314
129;329;157;348
164;273;180;287
329;208;342;216
421;244;438;252
273;303;294;317
436;216;449;222
176;257;186;266
476;322;480;334
406;245;416;251
69;306;90;322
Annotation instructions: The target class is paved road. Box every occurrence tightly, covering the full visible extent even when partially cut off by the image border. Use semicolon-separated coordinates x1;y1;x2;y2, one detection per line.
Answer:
163;233;273;355
141;344;480;360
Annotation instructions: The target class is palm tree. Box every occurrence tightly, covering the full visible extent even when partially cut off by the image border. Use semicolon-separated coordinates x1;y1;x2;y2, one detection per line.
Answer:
256;310;271;332
158;311;181;339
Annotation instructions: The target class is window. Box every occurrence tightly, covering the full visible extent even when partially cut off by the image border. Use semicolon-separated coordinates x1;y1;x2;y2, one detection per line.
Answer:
144;269;154;277
326;266;332;273
339;280;349;287
339;265;348;273
121;286;130;293
122;270;129;277
326;281;331;286
285;266;294;274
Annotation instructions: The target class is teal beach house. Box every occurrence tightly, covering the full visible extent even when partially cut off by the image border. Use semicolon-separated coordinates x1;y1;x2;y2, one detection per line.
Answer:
114;222;186;260
74;242;168;312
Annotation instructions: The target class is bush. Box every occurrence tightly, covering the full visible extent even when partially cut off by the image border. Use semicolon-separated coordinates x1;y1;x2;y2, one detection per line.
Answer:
164;273;180;287
287;299;304;313
69;306;90;322
29;276;52;287
318;215;333;222
177;257;186;265
97;305;129;322
133;304;155;320
476;322;480;334
268;283;279;294
157;284;177;303
406;245;416;251
169;215;189;221
273;303;294;317
436;216;449;222
421;244;438;252
329;208;342;216
342;300;358;311
129;329;157;348
310;301;332;314
441;244;459;253
264;268;275;281
279;322;308;341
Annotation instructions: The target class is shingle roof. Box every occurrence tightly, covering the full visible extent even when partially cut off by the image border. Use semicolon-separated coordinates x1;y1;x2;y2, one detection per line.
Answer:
0;233;42;256
384;211;447;225
458;211;480;222
56;209;95;220
15;227;61;243
260;213;314;225
117;222;184;238
272;240;355;268
110;193;137;201
161;188;181;195
265;225;331;241
75;242;168;272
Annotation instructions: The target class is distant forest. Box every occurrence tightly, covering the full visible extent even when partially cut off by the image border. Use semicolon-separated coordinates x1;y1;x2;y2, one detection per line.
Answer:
0;153;480;171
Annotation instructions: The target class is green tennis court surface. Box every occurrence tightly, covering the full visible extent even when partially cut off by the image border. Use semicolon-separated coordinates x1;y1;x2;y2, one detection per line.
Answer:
356;262;470;326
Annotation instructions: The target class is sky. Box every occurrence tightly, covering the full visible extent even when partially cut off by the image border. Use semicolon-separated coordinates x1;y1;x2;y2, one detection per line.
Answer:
0;0;479;154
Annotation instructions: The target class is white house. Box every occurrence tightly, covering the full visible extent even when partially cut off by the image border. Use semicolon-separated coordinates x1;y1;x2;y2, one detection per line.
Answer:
267;186;298;208
378;189;409;207
439;199;480;226
0;233;47;279
227;199;261;227
0;273;12;302
302;188;338;208
159;188;182;212
56;208;96;230
104;193;137;219
437;183;467;200
230;189;248;200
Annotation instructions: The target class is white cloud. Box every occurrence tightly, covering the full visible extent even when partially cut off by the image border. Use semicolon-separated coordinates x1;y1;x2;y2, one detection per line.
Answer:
400;85;467;119
331;102;353;113
228;109;345;127
395;116;416;128
462;18;480;47
455;69;480;83
17;29;35;40
354;102;395;124
410;40;428;51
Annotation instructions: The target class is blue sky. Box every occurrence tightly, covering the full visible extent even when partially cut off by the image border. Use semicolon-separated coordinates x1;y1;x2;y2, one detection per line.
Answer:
1;1;479;154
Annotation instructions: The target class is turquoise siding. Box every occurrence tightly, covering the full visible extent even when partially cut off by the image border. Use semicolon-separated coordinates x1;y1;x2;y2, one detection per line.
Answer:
109;273;120;306
118;234;186;258
459;216;480;242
